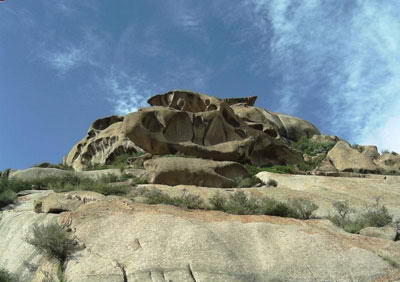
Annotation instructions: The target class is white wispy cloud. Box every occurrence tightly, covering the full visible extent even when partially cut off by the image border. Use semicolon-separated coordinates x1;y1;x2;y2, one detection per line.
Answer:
104;70;156;115
246;0;400;152
42;47;87;73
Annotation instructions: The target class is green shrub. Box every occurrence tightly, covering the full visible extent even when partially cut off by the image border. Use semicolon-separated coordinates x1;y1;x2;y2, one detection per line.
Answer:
257;197;293;217
142;189;204;209
0;178;30;193
86;151;145;171
361;198;392;227
0;190;17;209
0;267;18;282
288;198;319;219
135;188;320;219
291;136;335;156
174;193;205;209
26;223;80;262
143;189;174;205
328;198;393;233
209;192;227;211
223;191;259;215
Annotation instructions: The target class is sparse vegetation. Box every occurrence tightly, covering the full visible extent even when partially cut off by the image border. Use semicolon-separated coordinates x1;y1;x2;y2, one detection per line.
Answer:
0;178;26;209
0;189;17;209
0;267;19;282
0;175;132;198
328;198;393;233
134;187;319;219
85;151;145;170
291;136;335;156
288;198;319;220
26;223;80;262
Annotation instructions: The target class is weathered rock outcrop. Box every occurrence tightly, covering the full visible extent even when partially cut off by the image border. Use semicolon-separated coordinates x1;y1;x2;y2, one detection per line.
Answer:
144;157;250;188
64;115;144;171
375;152;400;175
123;102;303;166
230;104;320;141
359;225;398;241
64;90;322;170
1;192;400;282
320;141;379;173
8;167;144;182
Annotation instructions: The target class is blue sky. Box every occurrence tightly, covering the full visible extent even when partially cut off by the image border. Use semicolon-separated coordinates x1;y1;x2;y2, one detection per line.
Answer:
1;0;400;170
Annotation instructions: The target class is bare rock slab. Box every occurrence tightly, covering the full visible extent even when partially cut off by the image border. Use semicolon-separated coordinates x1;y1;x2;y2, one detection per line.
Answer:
144;157;249;188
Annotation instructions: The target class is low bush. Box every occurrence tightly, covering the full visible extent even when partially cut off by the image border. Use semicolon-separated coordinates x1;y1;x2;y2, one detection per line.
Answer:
26;223;80;262
223;191;259;215
0;190;17;209
0;267;18;282
328;198;393;233
139;188;205;209
291;136;335;156
0;176;131;196
86;151;145;171
208;192;226;211
209;191;318;218
288;198;319;219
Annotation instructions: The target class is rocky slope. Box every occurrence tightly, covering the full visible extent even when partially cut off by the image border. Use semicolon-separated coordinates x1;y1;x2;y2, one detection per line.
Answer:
1;189;400;282
1;90;400;282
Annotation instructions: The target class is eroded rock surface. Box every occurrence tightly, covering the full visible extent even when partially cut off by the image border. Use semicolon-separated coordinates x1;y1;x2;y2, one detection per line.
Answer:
64;115;144;171
123;103;302;166
63;90;323;170
144;157;250;188
51;200;400;281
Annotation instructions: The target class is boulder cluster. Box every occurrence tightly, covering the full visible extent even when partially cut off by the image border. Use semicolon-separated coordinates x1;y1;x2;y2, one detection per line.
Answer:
63;90;400;178
64;90;320;171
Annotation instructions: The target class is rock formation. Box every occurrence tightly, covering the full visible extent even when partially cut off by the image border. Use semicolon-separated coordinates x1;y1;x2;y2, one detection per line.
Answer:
144;157;250;188
1;190;400;282
64;115;144;171
65;90;323;170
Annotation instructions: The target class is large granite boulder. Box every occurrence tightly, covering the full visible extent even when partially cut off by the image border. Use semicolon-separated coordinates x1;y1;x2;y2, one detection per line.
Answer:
9;167;74;181
35;191;105;214
123;103;302;166
144;157;250;188
147;90;257;112
359;225;397;241
64;90;324;169
321;141;379;173
8;167;137;182
375;152;400;175
230;104;320;141
64;115;144;171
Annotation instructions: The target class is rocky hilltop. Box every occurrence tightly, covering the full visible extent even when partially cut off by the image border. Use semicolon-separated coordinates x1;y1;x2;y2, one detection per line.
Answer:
1;90;400;282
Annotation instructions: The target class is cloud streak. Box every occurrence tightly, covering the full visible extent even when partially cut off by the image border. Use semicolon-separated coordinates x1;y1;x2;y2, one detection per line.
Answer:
247;0;400;152
104;70;156;115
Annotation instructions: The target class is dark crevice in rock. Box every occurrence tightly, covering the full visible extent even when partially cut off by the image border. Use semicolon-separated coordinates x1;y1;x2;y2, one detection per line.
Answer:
115;261;128;282
187;264;197;282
